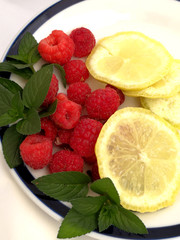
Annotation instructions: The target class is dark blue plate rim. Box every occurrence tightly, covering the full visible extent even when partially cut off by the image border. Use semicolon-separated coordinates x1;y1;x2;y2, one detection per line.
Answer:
0;0;180;239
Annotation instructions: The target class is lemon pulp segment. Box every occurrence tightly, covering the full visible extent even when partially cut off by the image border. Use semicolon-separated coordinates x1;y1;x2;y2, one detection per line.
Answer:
95;107;180;213
86;31;172;91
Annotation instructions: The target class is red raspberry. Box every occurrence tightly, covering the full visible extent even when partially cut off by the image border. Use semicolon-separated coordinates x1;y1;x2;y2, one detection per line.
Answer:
70;118;103;157
69;27;96;57
67;82;91;105
84;154;97;165
51;94;82;129
91;162;100;181
64;60;89;84
55;128;73;145
38;30;75;65
40;117;57;142
49;150;84;173
106;84;125;105
41;74;59;107
85;87;120;120
20;135;53;169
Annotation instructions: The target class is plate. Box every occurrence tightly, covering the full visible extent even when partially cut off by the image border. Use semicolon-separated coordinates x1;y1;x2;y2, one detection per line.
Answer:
1;0;180;239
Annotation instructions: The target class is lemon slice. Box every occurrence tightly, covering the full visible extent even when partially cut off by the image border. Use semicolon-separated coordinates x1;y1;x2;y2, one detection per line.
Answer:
86;31;172;91
141;93;180;129
95;107;180;213
123;59;180;98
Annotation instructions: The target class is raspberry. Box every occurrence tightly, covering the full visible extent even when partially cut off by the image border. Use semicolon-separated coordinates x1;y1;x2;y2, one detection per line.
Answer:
41;74;59;107
70;27;96;57
49;150;84;173
40;117;57;142
20;135;53;169
91;162;100;181
67;82;91;105
84;154;97;165
38;30;75;65
64;60;89;84
106;84;125;105
85;87;120;120
70;118;103;157
51;94;82;129
55;128;73;145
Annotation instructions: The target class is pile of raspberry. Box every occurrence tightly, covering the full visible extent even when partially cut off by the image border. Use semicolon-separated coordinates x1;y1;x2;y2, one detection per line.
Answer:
20;27;125;182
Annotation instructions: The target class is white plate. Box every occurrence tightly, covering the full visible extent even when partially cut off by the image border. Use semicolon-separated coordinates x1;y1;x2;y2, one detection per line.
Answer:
1;0;180;239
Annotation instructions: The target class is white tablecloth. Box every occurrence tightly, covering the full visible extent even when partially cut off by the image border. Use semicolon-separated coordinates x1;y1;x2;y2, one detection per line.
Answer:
0;1;95;239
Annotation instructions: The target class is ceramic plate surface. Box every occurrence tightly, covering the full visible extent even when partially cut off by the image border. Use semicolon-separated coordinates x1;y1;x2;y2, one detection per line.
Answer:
1;0;180;239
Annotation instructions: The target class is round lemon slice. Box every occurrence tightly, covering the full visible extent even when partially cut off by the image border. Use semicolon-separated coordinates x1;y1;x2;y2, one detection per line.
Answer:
123;59;180;98
95;107;180;213
141;93;180;129
86;31;172;91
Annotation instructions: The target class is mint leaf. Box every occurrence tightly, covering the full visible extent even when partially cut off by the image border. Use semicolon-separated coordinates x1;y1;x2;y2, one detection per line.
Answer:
0;77;22;94
22;64;53;109
54;63;66;88
16;108;40;135
0;84;14;115
98;204;117;232
2;125;24;168
0;112;19;127
113;205;148;234
18;32;38;60
9;92;24;118
0;62;33;79
39;99;57;118
71;196;106;215
28;45;41;64
91;178;120;205
57;208;97;238
32;172;91;201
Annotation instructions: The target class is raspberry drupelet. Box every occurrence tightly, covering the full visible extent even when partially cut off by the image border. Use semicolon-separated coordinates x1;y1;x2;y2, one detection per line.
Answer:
20;134;53;169
51;93;82;129
70;118;103;157
69;27;96;57
64;60;89;84
85;87;120;120
38;30;75;65
49;150;84;173
67;82;91;105
40;117;58;142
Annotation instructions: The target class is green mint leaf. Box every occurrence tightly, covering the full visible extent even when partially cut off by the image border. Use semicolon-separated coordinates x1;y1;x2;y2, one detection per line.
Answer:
113;205;148;234
9;92;24;118
57;208;98;239
90;178;120;205
71;196;107;216
39;100;57;118
6;55;28;63
0;77;22;94
9;63;32;69
0;62;33;79
0;84;14;115
54;63;66;88
32;172;91;201
22;64;53;109
98;204;117;232
0;112;19;127
16;108;40;135
18;32;38;59
28;45;41;64
2;125;24;168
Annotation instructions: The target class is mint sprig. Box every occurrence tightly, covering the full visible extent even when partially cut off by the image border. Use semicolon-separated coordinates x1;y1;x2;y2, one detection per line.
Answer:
32;172;148;238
